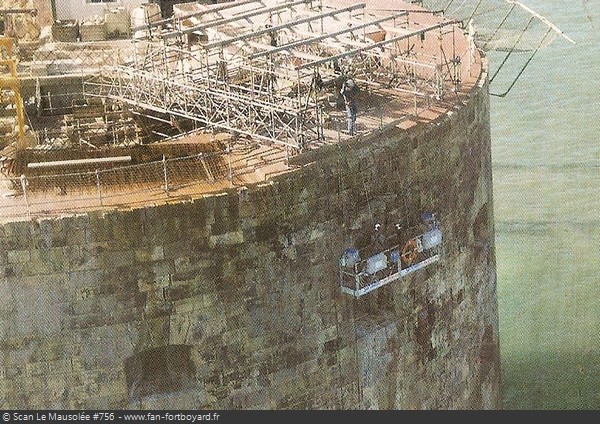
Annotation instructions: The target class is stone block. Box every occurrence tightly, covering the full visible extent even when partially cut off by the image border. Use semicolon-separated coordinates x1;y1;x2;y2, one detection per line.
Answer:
1;220;32;251
7;249;30;264
27;247;67;275
134;245;165;263
98;249;136;270
208;230;244;248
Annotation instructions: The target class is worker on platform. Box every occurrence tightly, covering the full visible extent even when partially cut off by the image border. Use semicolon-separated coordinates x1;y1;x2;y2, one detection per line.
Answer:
340;78;358;136
369;223;386;256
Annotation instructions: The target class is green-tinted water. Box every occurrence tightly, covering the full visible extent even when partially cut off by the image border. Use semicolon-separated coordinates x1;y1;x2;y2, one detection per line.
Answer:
490;1;600;410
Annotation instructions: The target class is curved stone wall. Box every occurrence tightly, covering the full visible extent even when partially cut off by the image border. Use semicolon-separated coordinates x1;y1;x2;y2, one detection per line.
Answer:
0;62;499;409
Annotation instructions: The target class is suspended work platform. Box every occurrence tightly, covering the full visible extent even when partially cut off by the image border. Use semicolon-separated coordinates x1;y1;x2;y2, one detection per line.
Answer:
339;217;442;298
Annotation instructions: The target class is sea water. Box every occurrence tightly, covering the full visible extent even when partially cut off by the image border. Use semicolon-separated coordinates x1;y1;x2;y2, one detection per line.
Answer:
490;0;600;409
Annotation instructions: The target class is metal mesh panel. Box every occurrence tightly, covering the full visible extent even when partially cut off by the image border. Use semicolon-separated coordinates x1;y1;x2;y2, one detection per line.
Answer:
167;153;229;188
25;42;135;76
0;150;242;218
25;169;97;195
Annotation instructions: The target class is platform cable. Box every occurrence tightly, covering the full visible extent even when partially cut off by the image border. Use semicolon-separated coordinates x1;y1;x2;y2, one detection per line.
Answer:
336;143;365;407
332;297;346;408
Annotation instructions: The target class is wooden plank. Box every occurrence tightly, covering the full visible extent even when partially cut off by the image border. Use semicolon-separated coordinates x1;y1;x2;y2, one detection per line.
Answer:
27;156;132;169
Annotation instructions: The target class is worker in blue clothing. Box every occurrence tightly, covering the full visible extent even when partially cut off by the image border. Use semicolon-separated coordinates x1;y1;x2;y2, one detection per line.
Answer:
340;78;358;136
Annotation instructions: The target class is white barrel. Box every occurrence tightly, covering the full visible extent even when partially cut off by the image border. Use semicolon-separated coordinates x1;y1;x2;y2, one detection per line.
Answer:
366;252;387;275
131;6;146;39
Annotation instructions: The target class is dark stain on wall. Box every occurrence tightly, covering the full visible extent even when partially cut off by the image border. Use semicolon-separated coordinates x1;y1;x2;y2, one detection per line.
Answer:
125;345;195;399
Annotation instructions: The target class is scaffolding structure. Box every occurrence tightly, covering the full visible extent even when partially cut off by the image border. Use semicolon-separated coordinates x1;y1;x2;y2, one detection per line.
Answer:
83;0;465;151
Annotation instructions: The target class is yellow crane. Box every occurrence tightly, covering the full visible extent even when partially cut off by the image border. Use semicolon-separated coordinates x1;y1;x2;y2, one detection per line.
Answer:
0;36;26;150
0;7;38;153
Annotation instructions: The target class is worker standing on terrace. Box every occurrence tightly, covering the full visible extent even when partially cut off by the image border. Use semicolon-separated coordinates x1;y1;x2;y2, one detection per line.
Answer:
340;77;358;136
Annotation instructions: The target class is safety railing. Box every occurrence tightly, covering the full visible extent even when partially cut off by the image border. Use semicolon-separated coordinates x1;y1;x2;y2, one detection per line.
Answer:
0;146;284;220
339;221;443;297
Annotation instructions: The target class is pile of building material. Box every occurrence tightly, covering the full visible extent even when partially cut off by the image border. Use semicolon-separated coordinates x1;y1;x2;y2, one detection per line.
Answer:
52;19;78;42
52;7;135;42
79;15;106;42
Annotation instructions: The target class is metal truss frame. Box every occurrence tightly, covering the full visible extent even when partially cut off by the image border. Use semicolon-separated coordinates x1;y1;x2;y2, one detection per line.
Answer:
84;1;466;151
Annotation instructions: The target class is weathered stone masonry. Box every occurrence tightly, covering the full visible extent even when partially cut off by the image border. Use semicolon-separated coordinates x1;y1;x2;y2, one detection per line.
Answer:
0;68;499;409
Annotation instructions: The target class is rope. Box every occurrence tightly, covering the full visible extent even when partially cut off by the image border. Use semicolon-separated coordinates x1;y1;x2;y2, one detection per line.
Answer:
443;0;457;14
336;145;349;228
466;0;485;24
332;299;346;408
354;303;365;406
361;171;374;223
335;139;363;408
